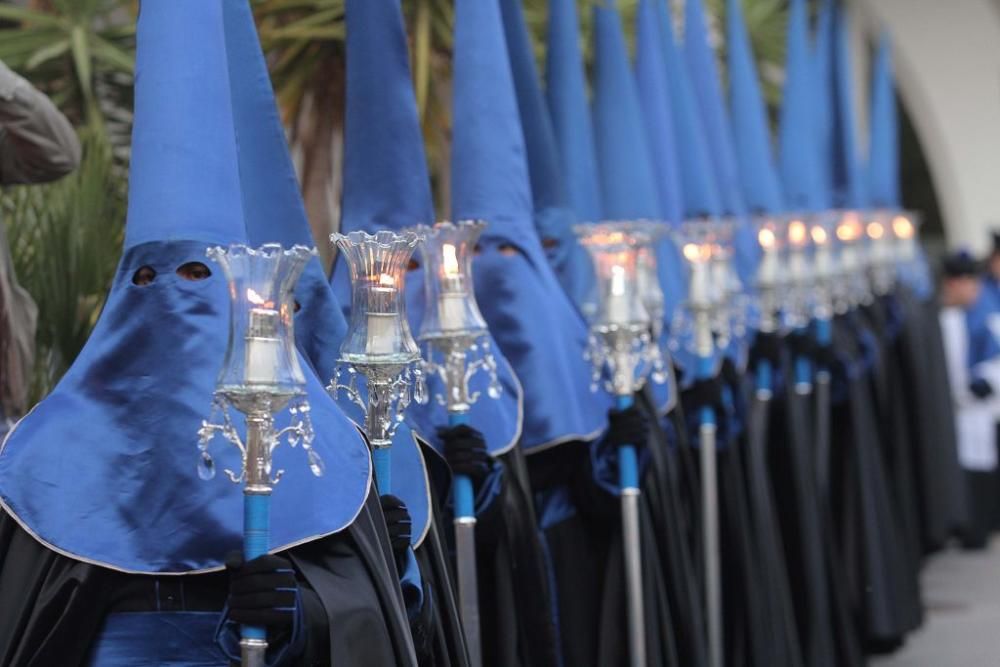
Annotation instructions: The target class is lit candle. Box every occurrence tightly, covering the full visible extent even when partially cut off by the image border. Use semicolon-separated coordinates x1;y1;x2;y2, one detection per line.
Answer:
245;288;281;384
684;243;711;307
757;227;778;286
811;225;831;278
366;274;398;356
787;220;808;284
438;243;467;331
605;264;630;324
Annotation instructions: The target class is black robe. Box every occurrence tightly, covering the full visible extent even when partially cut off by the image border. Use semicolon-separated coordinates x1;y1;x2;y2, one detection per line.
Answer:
769;346;864;667
895;288;967;550
830;311;921;651
0;487;418;667
525;418;677;667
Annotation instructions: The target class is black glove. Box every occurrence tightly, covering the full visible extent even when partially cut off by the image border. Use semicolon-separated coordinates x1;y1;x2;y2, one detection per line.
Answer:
970;377;995;399
749;331;782;369
438;424;491;485
380;494;412;572
606;404;649;450
682;377;725;415
786;331;817;360
225;552;298;630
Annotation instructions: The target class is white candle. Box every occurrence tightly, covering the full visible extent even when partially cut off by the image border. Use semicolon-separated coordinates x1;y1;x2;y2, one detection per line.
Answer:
366;274;398;356
437;243;468;331
606;264;630;324
245;306;281;384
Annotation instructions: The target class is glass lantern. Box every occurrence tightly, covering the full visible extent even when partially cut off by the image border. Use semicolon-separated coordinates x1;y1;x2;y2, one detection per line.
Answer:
754;215;786;334
674;221;719;364
328;229;426;454
199;242;322;485
834;210;871;308
809;213;837;320
575;222;655;397
415;220;501;414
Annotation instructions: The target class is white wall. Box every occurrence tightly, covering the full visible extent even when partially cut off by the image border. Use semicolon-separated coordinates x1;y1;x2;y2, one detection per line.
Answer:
854;0;1000;254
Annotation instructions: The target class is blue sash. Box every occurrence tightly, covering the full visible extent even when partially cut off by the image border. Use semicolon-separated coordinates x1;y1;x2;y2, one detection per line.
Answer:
87;612;227;667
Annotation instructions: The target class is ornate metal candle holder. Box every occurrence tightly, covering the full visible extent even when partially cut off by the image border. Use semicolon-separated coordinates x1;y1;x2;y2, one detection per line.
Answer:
780;216;816;327
574;222;656;397
328;229;425;492
197;243;323;667
415;220;502;414
833;211;872;309
754;216;787;335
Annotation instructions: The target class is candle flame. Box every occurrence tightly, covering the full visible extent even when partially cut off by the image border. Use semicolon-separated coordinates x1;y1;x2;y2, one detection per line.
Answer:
892;215;914;240
246;288;274;309
837;212;862;242
866;221;885;240
683;243;701;262
378;273;396;287
788;220;809;246
442;243;460;277
788;220;807;246
758;227;777;250
610;264;627;296
811;225;828;245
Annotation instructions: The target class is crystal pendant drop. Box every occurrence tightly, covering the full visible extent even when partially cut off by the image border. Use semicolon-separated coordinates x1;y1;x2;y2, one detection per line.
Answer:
306;447;325;477
414;370;429;405
198;451;216;481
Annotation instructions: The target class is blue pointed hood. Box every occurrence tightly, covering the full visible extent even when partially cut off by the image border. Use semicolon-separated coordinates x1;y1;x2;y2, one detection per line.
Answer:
727;0;784;213
812;0;835;209
635;0;684;226
0;0;370;574
659;2;721;219
452;0;610;451
868;32;900;208
830;1;867;209
683;0;746;217
334;0;521;463
779;0;823;211
545;0;603;224
222;0;347;381
592;4;661;220
683;0;758;282
500;0;595;312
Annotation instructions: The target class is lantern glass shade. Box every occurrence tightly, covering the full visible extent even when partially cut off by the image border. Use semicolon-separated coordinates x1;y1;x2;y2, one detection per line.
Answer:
574;223;651;332
416;220;489;340
331;230;423;366
207;243;313;402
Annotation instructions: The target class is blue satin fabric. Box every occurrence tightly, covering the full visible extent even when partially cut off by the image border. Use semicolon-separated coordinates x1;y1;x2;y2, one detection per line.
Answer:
727;0;785;214
779;0;824;212
452;0;610;452
87;612;226;667
500;0;595;314
471;242;611;452
830;3;868;210
333;0;522;464
868;35;900;209
0;241;371;572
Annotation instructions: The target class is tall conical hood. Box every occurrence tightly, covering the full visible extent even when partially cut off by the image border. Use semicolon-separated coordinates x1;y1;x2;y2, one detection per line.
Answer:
546;0;603;223
335;0;521;462
592;4;661;220
868;32;900;208
779;0;823;211
830;1;867;209
221;0;347;377
453;0;611;451
500;0;594;311
339;0;434;232
123;0;246;248
635;0;684;225
812;0;835;209
0;0;370;574
727;0;784;213
683;0;746;217
683;0;758;283
659;2;721;218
